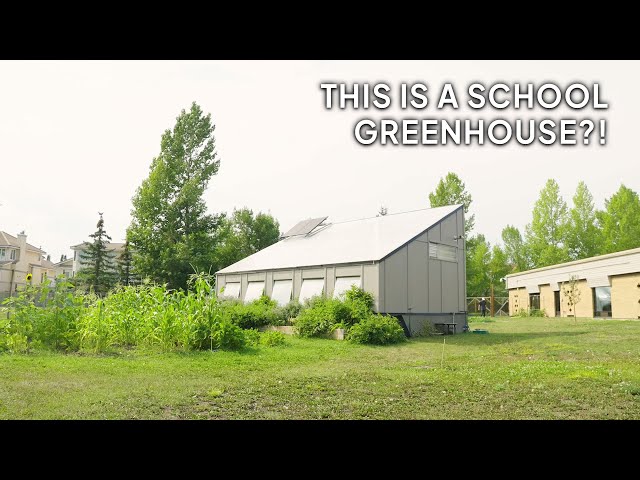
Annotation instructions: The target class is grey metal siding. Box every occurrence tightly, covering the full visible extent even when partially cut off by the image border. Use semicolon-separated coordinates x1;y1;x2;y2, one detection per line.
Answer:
428;259;442;311
428;223;441;242
326;266;335;298
377;206;466;319
458;209;466;311
383;245;408;312
441;261;459;311
265;271;273;297
362;263;380;311
293;269;302;300
241;274;248;300
273;271;293;280
407;240;429;312
378;260;386;312
335;265;362;277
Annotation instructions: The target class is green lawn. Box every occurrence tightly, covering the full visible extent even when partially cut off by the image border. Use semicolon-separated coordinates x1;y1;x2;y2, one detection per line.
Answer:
1;316;639;419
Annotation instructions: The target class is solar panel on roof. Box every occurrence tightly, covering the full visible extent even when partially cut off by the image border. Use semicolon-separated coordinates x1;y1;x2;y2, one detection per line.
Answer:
282;216;328;238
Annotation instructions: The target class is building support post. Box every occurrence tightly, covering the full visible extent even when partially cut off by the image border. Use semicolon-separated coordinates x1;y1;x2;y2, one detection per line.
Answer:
490;284;495;317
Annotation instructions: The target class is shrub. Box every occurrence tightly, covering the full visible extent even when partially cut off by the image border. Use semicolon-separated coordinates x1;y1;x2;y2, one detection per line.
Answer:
344;286;376;326
294;305;333;337
345;285;374;310
513;308;546;318
260;330;287;347
272;301;303;325
347;314;406;345
293;296;349;337
213;321;247;350
254;294;277;309
243;328;261;346
223;295;278;329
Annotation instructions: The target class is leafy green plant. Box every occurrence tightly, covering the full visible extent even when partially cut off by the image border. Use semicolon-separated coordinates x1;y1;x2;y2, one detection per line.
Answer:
260;330;286;347
513;308;546;318
293;287;380;337
293;296;339;337
347;314;406;345
345;285;374;310
272;301;302;325
213;321;246;350
243;328;261;347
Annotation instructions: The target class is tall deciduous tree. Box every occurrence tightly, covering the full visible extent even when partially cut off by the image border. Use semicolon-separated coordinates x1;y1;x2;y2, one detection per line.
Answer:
525;179;570;267
501;225;529;272
428;172;475;235
75;213;117;296
128;102;222;290
466;234;491;297
597;184;640;254
488;245;510;296
214;208;280;270
565;181;601;260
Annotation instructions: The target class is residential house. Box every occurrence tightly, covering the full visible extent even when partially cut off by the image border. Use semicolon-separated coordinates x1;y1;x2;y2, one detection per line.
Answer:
0;230;56;299
70;241;125;276
53;256;75;279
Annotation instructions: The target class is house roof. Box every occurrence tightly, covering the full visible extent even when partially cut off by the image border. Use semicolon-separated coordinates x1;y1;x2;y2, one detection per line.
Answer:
0;231;46;254
54;258;74;268
40;258;56;269
217;204;462;274
71;242;125;251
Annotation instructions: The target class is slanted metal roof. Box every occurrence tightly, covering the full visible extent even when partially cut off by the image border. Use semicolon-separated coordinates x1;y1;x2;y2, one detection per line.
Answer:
217;204;462;274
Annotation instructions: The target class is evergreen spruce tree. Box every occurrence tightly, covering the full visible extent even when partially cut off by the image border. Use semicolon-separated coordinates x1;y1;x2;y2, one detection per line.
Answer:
75;213;117;296
117;240;136;286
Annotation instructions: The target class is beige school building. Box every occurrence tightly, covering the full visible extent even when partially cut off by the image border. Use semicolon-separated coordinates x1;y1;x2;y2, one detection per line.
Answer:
506;247;640;319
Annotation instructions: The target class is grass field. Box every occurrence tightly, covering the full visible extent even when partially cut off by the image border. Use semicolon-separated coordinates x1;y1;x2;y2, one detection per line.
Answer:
1;316;639;419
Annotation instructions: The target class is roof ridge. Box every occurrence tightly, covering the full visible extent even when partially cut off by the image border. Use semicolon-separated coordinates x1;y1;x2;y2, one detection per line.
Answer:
330;204;462;226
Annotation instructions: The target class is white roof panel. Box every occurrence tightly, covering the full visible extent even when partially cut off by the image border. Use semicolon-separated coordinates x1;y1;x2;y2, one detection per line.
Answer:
217;205;462;274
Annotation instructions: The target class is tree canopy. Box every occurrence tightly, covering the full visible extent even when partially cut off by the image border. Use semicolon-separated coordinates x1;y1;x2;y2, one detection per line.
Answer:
597;184;640;254
428;172;475;234
214;208;280;270
566;181;601;260
128;102;222;290
524;179;570;267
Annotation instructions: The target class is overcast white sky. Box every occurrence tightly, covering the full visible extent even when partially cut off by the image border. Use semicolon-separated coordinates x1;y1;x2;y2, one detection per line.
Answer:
0;61;637;261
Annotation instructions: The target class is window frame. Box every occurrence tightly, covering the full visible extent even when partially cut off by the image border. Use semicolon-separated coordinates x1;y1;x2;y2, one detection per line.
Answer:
244;281;265;303
529;293;540;311
271;279;293;305
221;281;241;299
593;286;612;317
298;278;325;303
333;276;362;299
